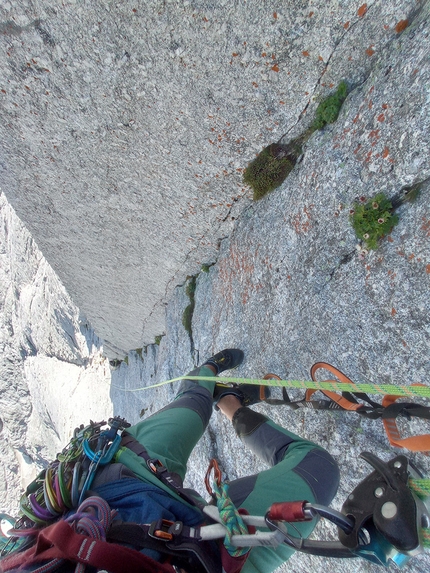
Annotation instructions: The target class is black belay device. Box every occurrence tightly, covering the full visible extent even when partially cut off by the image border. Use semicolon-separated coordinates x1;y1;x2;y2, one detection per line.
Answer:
262;451;430;568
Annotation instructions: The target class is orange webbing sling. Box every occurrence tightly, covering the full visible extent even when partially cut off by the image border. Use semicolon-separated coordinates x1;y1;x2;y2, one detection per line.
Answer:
262;364;430;454
310;362;430;453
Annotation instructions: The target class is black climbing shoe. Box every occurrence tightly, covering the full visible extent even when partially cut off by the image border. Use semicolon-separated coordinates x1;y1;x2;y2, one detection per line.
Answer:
213;382;271;408
203;348;244;375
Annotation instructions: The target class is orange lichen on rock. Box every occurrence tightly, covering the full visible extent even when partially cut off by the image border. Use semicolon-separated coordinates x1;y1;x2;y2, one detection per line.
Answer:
302;51;310;57
291;205;314;234
395;19;408;33
357;4;368;17
421;218;430;237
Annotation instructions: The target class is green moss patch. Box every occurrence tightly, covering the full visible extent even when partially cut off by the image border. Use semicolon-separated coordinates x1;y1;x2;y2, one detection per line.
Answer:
311;81;348;131
243;141;302;200
243;81;348;201
350;193;399;250
182;276;197;337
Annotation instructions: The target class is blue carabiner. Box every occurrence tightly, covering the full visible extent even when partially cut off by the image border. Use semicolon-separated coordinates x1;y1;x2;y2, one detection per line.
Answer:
83;433;121;465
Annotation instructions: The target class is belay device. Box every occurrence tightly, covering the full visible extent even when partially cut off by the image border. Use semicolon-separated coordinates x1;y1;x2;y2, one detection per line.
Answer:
2;415;430;570
198;451;430;568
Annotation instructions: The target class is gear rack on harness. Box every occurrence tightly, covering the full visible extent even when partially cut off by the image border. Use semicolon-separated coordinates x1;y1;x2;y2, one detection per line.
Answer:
2;360;430;572
2;451;430;571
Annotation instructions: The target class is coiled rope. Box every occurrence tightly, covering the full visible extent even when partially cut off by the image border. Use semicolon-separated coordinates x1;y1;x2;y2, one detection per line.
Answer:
29;497;117;573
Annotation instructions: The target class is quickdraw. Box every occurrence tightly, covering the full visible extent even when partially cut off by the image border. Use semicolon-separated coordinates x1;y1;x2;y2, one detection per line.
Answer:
110;361;430;452
199;451;430;568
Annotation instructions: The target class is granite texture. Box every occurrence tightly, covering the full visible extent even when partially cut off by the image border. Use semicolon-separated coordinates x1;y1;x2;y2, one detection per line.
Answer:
0;193;112;515
0;0;423;354
1;2;429;571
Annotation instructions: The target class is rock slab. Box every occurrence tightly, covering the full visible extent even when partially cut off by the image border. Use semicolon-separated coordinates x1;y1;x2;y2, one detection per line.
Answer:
0;0;423;354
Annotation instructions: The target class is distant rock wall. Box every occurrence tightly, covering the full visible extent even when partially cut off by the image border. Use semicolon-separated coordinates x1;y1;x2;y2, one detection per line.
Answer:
0;0;422;354
0;193;111;515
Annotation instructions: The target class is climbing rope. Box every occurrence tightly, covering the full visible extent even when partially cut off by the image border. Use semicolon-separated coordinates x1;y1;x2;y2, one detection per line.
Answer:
66;497;117;573
409;479;430;549
7;497;117;573
212;480;250;557
111;374;430;399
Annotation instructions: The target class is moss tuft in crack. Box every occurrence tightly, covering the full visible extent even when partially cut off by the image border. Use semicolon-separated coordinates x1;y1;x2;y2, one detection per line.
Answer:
182;276;197;343
311;80;348;131
243;81;348;201
243;141;303;200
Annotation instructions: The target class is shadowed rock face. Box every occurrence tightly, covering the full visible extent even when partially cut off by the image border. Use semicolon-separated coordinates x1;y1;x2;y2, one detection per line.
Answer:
0;0;423;355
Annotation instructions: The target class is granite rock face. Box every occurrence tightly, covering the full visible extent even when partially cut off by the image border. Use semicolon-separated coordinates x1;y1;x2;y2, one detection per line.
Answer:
110;4;430;572
0;0;423;355
1;2;430;572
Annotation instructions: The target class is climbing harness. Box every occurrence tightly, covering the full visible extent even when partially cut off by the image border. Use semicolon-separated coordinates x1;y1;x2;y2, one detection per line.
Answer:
3;363;430;571
3;437;430;571
120;432;207;508
5;451;427;571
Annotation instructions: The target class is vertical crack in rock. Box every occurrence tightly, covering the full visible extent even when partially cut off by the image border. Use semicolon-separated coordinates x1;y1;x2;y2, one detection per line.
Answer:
278;11;371;143
278;0;424;145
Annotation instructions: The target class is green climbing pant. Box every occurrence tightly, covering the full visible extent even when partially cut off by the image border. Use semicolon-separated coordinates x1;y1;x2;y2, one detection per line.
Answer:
115;365;340;573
